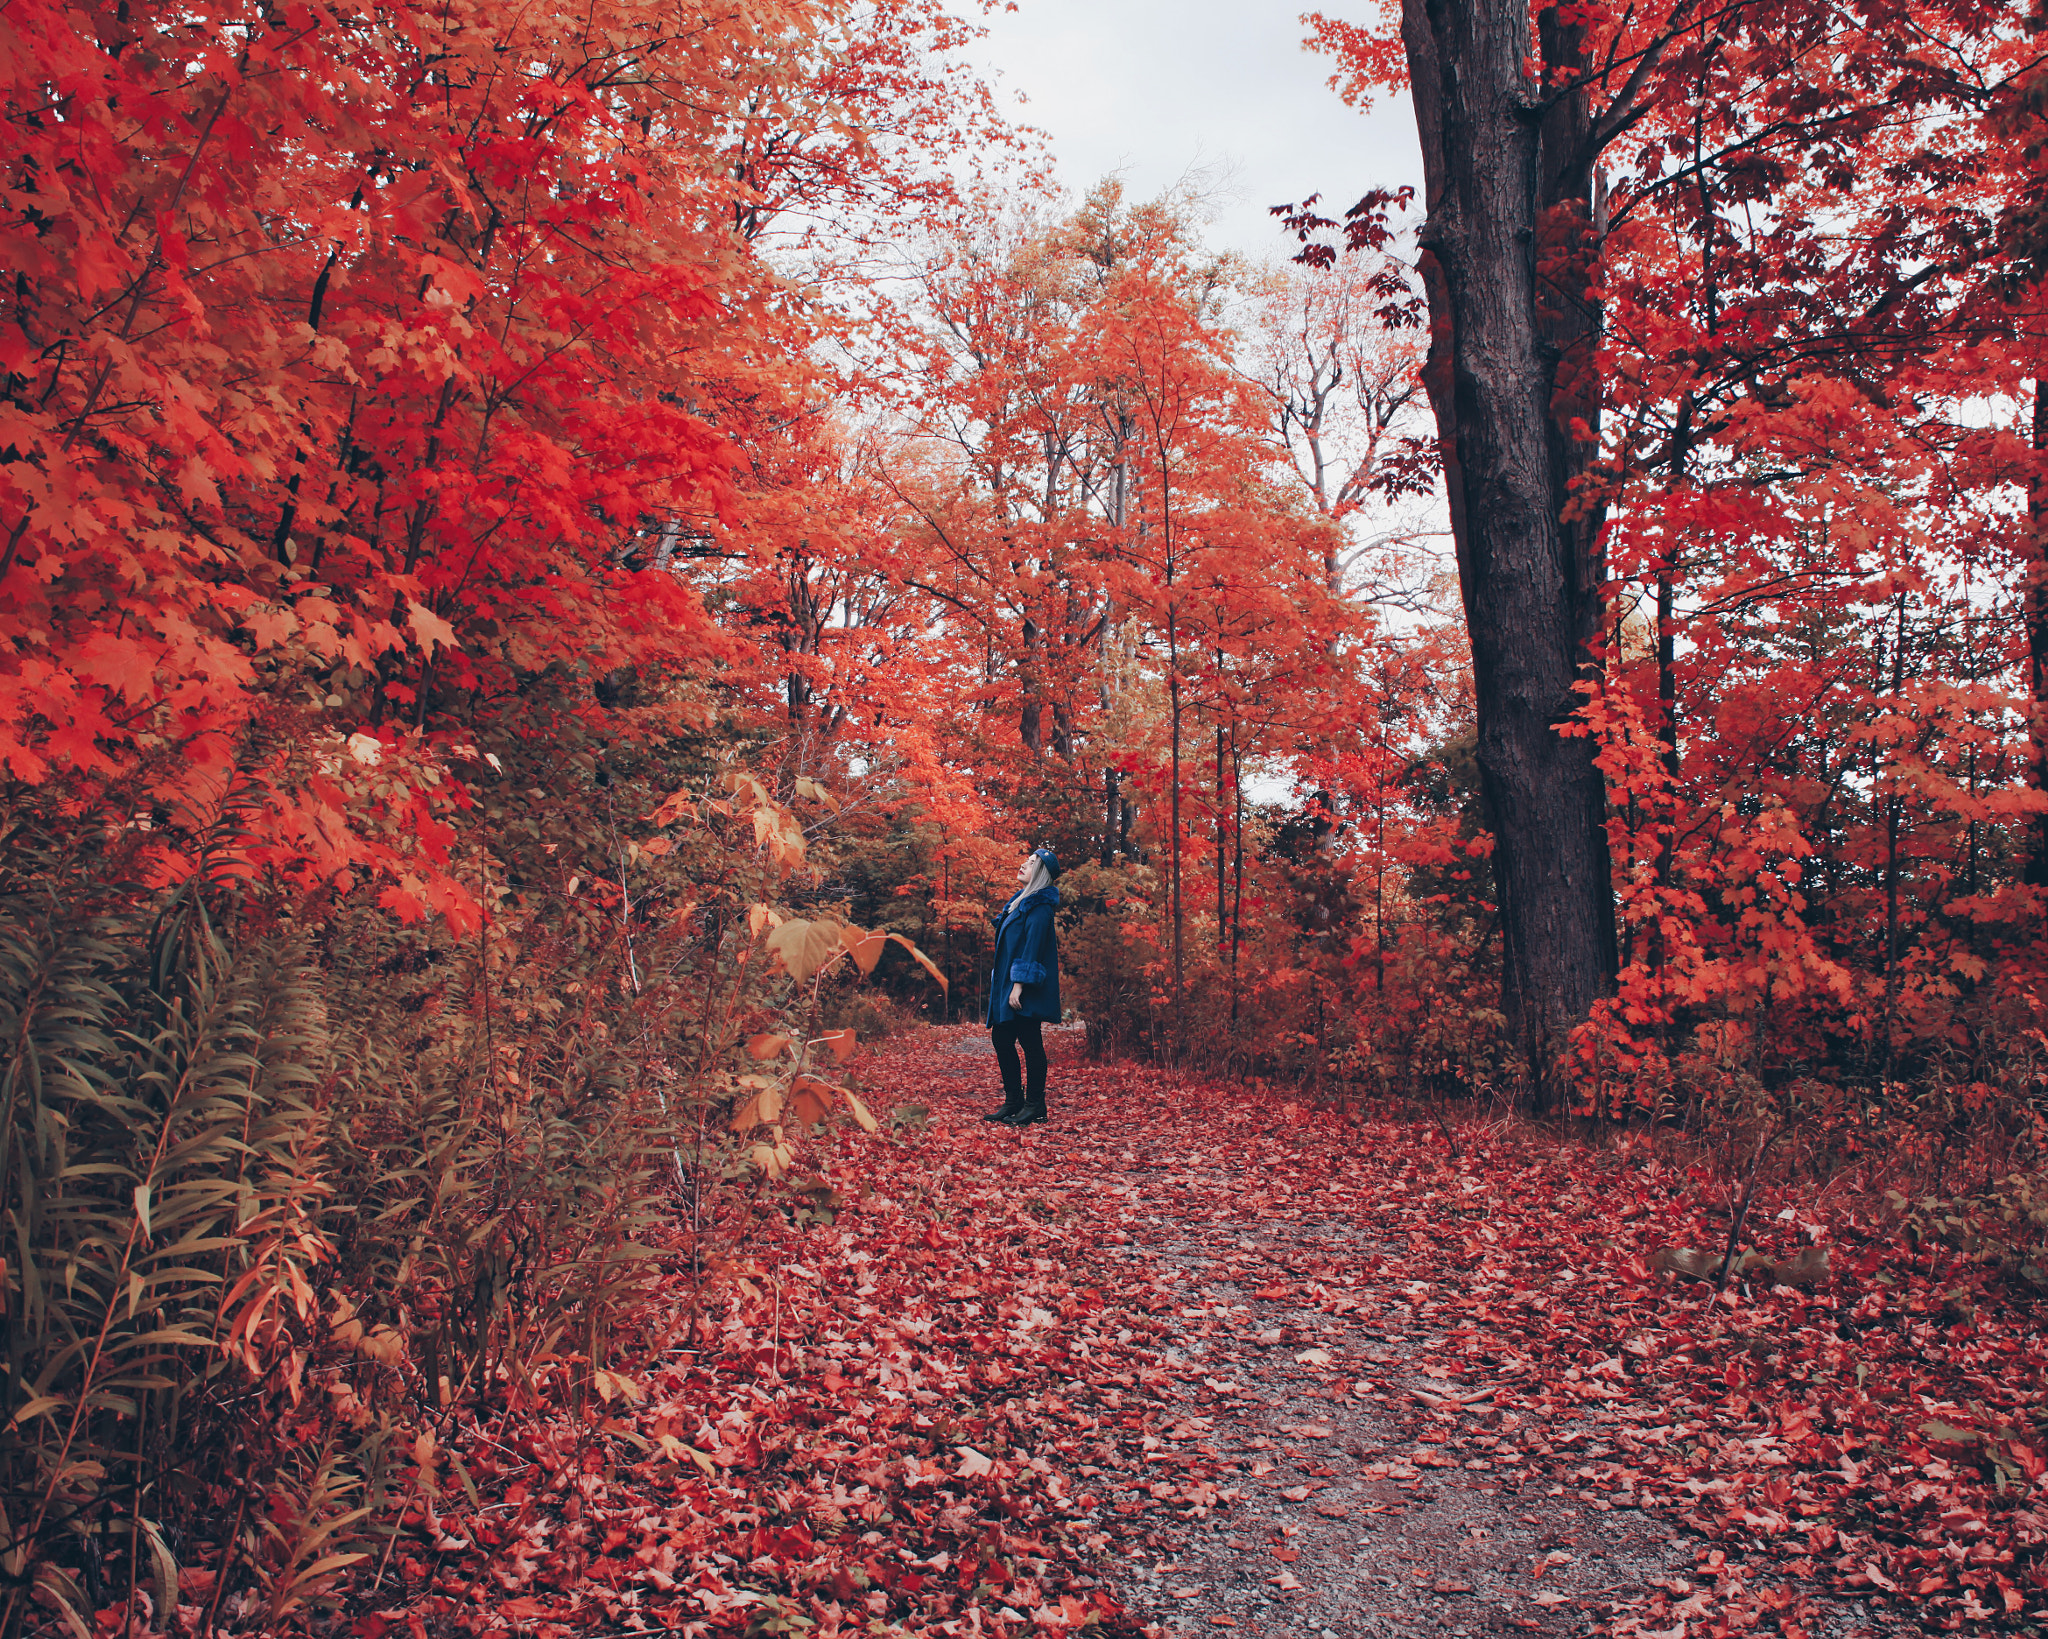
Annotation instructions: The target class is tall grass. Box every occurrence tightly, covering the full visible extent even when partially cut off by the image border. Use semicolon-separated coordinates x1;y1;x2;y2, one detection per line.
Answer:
0;762;819;1635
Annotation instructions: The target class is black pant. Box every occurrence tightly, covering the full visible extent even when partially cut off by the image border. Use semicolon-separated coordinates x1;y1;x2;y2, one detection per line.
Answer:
991;1017;1046;1110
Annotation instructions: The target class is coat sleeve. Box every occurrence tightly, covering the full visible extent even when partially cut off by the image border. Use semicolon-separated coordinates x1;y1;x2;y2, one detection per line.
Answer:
1006;904;1054;985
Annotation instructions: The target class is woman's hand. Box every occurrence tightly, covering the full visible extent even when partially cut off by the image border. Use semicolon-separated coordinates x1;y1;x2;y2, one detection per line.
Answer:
1009;983;1023;1010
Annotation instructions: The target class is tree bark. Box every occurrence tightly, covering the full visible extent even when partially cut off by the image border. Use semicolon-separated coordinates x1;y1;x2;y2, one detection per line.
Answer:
1216;717;1227;938
1401;0;1619;1085
1168;657;1185;1062
2028;381;2048;889
1230;726;1244;1021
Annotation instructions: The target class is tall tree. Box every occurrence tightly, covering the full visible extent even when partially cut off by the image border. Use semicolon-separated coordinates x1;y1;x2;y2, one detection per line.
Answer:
1303;0;2041;1086
1394;0;1618;1078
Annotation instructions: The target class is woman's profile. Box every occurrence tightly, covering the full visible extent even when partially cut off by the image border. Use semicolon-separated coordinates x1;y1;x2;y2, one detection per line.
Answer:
983;846;1061;1126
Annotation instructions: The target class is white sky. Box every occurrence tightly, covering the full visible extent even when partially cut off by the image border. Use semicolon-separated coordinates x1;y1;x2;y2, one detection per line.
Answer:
947;2;1438;809
962;0;1424;266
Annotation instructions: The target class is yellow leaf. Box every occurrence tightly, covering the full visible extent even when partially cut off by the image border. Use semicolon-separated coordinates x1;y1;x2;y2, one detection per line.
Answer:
889;932;949;992
656;1434;718;1476
768;919;844;984
746;1033;792;1061
789;1083;833;1125
644;787;695;826
844;1089;880;1135
818;1028;857;1063
405;602;459;655
843;927;889;975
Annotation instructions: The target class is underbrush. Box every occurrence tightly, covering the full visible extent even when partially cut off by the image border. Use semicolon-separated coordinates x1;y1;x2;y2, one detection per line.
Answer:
1055;818;2048;1327
0;761;908;1636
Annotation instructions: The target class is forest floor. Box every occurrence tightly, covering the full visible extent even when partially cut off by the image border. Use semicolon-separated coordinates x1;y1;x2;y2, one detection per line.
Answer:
377;1027;2048;1639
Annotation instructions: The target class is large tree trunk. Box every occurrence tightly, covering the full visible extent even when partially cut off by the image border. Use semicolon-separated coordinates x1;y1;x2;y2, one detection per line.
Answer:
1401;0;1618;1085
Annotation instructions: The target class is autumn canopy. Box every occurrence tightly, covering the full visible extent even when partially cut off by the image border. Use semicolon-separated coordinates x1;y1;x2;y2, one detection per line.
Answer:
4;0;2048;1629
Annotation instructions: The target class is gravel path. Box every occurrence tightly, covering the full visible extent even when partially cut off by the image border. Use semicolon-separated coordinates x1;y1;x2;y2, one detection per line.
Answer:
919;1024;1916;1639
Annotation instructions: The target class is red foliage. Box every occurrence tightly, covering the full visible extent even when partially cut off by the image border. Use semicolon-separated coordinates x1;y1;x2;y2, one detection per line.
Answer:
364;1035;2048;1636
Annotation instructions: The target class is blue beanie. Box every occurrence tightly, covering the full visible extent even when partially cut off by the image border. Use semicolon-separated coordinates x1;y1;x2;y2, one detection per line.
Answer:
1033;846;1062;880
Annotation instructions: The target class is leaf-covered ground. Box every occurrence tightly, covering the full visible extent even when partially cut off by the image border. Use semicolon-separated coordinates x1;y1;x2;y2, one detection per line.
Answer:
364;1028;2048;1639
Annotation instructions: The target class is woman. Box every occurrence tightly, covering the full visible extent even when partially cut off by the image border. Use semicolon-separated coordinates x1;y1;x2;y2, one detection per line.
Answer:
983;846;1061;1126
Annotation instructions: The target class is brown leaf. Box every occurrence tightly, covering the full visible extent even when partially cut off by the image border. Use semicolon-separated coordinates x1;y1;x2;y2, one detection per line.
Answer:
1648;1246;1719;1281
767;919;844;984
1760;1245;1831;1287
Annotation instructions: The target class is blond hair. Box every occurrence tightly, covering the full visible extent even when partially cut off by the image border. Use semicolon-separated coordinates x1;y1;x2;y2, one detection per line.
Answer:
1006;853;1052;913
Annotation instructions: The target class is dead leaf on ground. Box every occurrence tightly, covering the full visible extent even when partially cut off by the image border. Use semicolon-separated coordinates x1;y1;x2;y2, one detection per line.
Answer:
1648;1246;1719;1280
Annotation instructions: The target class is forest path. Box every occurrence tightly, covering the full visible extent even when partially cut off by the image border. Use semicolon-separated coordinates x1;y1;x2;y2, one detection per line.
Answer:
412;1027;2000;1639
909;1027;1919;1639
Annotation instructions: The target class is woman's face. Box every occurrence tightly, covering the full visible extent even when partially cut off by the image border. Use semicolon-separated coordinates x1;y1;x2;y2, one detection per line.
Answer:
1018;854;1036;886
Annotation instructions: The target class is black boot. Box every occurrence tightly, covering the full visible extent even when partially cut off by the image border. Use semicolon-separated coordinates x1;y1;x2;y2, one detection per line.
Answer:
987;1021;1027;1121
1008;1028;1047;1125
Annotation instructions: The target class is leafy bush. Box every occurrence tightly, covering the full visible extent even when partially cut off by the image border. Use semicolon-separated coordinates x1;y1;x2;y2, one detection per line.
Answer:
0;753;924;1632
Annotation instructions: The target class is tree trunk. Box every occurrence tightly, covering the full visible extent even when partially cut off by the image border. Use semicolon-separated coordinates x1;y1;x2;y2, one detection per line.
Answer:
1401;0;1618;1086
1168;658;1185;1062
1103;767;1120;867
1020;624;1043;753
1216;719;1227;938
2028;381;2048;889
940;855;953;1025
1230;726;1244;1022
1880;592;1908;1079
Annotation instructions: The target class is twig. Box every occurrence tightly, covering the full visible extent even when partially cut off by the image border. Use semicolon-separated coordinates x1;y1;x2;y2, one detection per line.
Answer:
1715;1126;1779;1292
201;1486;251;1638
1429;1099;1461;1161
367;1471;420;1597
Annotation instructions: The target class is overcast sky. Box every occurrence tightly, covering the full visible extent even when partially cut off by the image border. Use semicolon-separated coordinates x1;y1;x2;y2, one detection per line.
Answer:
962;0;1423;265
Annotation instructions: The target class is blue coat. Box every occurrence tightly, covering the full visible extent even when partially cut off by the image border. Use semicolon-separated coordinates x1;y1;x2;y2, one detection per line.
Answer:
986;885;1061;1026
